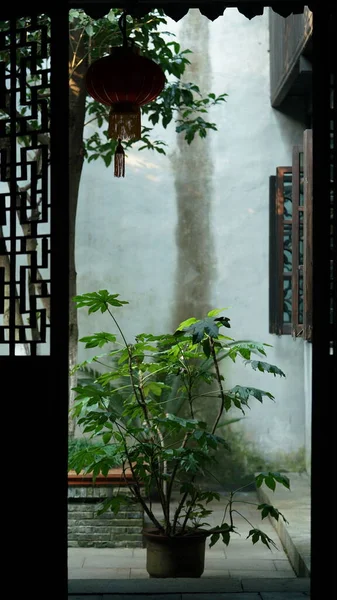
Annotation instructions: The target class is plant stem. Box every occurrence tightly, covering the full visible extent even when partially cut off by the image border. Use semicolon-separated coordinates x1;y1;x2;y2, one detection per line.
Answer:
116;423;164;532
231;509;256;530
107;307;151;427
172;472;197;535
181;491;197;533
166;431;191;530
232;481;256;494
210;337;227;435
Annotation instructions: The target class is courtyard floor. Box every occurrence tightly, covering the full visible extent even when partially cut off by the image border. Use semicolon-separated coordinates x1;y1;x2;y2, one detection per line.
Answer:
68;473;311;598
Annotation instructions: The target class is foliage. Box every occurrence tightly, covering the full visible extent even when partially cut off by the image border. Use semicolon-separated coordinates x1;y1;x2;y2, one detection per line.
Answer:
70;290;290;547
68;8;228;164
68;437;122;471
0;10;227;155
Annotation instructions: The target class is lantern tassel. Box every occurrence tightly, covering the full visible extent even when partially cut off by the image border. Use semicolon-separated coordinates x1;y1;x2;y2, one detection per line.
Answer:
114;139;125;178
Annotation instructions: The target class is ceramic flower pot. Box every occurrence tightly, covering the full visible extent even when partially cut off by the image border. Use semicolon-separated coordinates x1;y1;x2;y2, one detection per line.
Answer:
143;528;207;578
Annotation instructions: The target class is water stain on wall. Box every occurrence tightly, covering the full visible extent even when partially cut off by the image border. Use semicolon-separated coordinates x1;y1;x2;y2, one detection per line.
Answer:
171;10;217;330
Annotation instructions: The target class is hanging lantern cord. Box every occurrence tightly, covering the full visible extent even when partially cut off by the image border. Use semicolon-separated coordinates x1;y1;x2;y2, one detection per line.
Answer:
118;10;128;48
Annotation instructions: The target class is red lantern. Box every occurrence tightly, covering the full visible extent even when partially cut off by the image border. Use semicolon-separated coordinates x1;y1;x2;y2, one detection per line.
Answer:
85;45;166;177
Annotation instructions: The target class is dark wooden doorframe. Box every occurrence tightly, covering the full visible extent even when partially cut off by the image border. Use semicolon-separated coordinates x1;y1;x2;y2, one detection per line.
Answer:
311;6;337;596
0;2;336;598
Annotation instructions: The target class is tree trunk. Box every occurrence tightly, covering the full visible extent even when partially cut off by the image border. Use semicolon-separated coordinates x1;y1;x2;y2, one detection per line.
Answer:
0;226;30;354
68;26;88;436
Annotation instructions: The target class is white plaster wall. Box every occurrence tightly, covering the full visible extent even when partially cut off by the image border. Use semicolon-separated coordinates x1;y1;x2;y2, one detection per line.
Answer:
76;8;307;461
206;8;306;458
304;342;312;474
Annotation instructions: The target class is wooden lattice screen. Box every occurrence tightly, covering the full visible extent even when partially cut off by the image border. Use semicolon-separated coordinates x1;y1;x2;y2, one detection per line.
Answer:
0;16;51;355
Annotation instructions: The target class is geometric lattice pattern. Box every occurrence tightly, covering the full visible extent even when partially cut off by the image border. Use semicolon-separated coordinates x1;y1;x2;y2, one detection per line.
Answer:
0;16;51;355
269;140;309;338
330;72;336;357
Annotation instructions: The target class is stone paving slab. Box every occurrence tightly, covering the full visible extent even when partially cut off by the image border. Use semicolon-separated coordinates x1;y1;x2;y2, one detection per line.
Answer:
68;578;244;594
215;559;278;571
69;568;131;579
69;549;287;580
129;569;151;579
176;595;261;600
68;578;311;596
69;547;134;557
83;555;146;568
273;560;295;572
101;595;182;600
260;594;309;600
241;578;310;592
69;587;310;598
69;597;102;600
229;571;296;579
256;473;310;578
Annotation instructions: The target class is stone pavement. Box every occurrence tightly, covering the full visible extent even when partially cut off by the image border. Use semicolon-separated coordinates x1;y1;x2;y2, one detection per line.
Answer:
68;491;298;580
256;472;310;577
68;478;311;598
68;578;310;599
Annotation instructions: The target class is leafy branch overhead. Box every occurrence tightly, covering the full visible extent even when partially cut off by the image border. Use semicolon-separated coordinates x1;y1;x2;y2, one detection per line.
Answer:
70;290;289;549
71;8;228;164
1;9;227;164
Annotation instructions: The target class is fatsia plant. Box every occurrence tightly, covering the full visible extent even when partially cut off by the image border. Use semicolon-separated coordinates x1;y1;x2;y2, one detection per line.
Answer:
70;290;290;548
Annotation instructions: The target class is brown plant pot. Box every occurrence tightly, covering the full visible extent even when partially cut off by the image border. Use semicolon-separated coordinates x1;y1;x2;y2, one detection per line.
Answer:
143;528;207;578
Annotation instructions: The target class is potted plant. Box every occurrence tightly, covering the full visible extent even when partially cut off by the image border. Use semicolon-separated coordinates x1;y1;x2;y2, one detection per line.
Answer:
69;289;290;578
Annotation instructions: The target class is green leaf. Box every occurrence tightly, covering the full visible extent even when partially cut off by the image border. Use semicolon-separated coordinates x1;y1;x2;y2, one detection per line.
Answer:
214;316;231;329
106;10;117;23
255;472;290;491
79;332;117;348
96;371;123;386
265;476;276;491
270;471;291;490
247;529;278;551
230;386;275;404
257;503;289;524
102;432;112;444
118;348;129;365
255;473;264;488
180;482;196;496
160;414;201;431
193;430;205;441
96;494;128;516
209;532;220;548
85;24;94;36
175;317;198;331
73;291;128;313
185;317;220;343
222;530;230;546
238;347;251;359
144;381;166;397
207;308;226;317
248;361;286;378
103;153;112;167
202;338;211;358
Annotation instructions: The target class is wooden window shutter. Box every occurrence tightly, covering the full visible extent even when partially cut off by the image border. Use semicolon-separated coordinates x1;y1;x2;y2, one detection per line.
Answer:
303;129;313;341
269;134;313;338
269;166;292;334
291;144;304;337
269;175;279;334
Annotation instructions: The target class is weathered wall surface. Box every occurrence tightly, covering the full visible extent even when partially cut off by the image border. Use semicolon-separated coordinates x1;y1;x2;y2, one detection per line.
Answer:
76;9;307;473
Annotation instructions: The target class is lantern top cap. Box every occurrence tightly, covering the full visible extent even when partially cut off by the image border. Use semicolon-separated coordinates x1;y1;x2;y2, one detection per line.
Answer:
109;44;141;56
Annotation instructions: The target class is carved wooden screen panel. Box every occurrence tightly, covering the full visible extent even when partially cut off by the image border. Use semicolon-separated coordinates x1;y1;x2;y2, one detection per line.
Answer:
0;16;51;356
330;72;336;358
